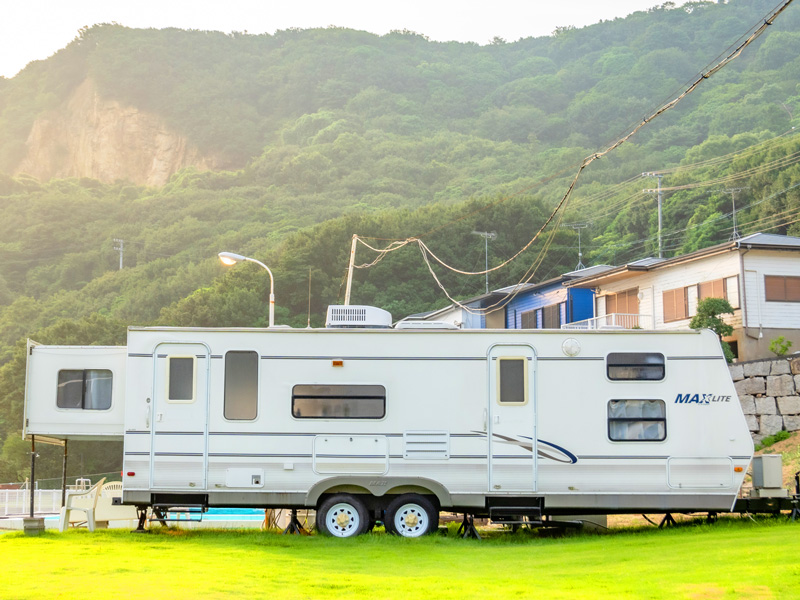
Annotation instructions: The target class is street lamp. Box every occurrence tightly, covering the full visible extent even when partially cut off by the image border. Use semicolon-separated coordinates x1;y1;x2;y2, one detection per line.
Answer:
218;252;275;328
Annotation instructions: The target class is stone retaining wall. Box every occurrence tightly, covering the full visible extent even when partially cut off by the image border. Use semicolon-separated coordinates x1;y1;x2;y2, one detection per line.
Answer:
730;356;800;444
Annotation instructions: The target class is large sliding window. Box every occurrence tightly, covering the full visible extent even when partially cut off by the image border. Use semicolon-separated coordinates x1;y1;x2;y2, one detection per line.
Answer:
57;369;112;410
606;288;639;315
224;351;258;420
608;399;666;441
292;384;386;419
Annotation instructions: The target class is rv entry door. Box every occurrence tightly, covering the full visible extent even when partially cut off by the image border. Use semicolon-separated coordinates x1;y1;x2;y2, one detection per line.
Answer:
487;344;536;492
150;342;209;490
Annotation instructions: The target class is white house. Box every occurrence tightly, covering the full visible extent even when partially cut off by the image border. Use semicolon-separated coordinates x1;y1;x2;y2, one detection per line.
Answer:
564;233;800;361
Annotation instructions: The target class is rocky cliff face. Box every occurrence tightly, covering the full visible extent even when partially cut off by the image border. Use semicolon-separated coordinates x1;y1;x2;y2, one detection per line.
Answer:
14;79;221;186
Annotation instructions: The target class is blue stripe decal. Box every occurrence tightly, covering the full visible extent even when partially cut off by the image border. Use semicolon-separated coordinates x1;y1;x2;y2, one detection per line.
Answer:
260;355;484;361
154;452;204;457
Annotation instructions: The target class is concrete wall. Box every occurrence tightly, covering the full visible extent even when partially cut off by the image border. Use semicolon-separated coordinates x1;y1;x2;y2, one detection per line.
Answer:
730;355;800;445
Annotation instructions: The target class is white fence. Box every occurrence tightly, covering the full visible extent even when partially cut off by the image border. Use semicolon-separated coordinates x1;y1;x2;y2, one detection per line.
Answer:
562;313;653;330
0;488;62;517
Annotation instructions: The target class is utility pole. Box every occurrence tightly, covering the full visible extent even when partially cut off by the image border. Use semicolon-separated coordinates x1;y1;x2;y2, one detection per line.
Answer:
642;172;664;258
722;187;749;241
113;238;124;270
471;231;497;294
343;234;358;306
561;222;590;270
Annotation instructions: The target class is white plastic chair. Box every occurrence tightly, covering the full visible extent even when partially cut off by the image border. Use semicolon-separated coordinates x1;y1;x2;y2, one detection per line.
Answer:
58;477;106;532
100;481;123;497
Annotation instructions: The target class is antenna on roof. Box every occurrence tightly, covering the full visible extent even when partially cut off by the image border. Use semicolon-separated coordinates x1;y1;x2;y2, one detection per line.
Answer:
561;223;591;270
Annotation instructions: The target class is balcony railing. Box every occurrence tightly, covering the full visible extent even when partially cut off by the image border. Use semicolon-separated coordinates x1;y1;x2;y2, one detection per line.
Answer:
561;313;653;330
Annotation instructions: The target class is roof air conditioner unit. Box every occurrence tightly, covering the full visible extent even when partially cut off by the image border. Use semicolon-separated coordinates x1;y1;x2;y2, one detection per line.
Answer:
326;305;392;328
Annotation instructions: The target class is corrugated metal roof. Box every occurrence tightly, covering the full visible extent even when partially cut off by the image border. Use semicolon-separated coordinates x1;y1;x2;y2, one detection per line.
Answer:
563;264;615;277
736;232;800;248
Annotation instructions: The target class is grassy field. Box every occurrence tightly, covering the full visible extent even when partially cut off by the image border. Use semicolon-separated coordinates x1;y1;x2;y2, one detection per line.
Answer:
2;518;799;599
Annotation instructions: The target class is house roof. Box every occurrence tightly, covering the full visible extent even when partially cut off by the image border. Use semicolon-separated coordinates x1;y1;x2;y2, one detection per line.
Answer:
565;232;800;288
492;264;615;295
402;265;615;322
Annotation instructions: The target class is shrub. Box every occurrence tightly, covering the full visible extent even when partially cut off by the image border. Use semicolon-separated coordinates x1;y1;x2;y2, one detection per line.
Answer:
769;336;793;356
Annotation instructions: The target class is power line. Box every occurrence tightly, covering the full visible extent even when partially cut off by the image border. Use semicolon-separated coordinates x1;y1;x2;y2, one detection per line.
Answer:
350;0;796;313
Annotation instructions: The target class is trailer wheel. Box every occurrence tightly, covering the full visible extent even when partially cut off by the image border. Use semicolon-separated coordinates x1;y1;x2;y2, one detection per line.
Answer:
385;494;438;537
316;494;369;538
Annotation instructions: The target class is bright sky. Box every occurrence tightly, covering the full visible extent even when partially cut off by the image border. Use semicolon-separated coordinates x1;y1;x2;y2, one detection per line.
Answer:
1;0;677;79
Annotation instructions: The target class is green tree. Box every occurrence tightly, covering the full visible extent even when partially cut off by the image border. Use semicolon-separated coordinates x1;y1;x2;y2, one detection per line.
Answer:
689;297;734;362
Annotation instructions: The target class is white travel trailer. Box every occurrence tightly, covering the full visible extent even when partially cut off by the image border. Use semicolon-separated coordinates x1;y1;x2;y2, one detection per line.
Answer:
23;307;753;537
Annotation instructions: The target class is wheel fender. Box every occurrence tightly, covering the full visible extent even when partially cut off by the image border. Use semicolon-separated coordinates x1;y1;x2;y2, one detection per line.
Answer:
306;476;452;507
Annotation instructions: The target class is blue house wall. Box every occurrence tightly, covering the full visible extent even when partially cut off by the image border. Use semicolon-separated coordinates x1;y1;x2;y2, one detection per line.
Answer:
569;287;594;322
504;281;594;329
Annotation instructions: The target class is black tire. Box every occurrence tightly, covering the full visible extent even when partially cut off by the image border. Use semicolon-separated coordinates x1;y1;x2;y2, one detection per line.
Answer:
315;494;370;538
384;494;439;537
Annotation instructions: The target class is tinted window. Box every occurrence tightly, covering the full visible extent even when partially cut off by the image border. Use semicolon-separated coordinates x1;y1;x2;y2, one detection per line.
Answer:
224;351;258;420
607;353;665;381
498;358;527;404
608;399;666;441
292;385;385;419
57;369;112;410
168;357;195;401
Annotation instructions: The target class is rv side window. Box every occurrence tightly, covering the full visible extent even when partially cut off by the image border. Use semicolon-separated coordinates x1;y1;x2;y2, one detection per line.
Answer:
607;353;665;381
57;369;112;410
608;400;666;442
292;385;385;419
224;351;258;420
497;357;528;404
167;356;195;402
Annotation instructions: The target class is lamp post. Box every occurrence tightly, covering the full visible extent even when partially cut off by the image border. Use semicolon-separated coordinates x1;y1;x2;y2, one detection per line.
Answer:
218;252;275;328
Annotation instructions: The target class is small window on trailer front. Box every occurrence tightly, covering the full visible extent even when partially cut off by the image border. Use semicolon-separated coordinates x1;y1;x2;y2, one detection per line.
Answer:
57;369;112;410
167;356;195;402
497;357;528;404
224;351;258;420
292;384;385;419
608;399;666;441
607;352;665;381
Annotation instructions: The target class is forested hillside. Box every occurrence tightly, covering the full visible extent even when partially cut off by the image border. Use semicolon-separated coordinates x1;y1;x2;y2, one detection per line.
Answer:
2;0;800;480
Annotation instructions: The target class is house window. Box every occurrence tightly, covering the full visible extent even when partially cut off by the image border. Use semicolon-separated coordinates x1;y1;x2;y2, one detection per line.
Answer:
520;309;537;329
765;275;800;302
224;351;258;420
608;399;666;441
725;276;740;309
697;278;726;301
606;288;639;315
167;356;195;402
607;352;665;381
542;303;561;329
663;287;689;322
497;357;528;405
57;369;112;410
292;384;385;419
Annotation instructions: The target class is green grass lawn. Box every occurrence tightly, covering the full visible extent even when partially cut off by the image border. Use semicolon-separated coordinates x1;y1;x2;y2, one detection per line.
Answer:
2;518;799;599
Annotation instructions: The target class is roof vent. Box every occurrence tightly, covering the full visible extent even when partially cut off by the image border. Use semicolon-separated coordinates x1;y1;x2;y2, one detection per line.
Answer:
326;305;392;328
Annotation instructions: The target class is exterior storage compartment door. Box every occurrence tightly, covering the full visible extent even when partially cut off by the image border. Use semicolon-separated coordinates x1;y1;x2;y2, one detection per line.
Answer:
150;342;209;490
487;344;536;492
